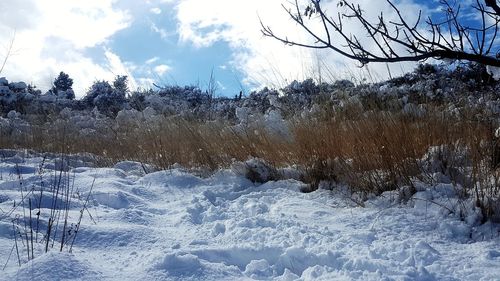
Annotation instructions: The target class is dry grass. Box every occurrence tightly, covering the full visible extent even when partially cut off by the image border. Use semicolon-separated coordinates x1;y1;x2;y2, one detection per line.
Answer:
1;156;95;268
1;105;499;220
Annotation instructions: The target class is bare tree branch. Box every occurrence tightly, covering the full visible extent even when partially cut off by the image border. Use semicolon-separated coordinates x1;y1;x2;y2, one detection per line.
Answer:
0;30;16;75
485;0;500;15
261;0;500;67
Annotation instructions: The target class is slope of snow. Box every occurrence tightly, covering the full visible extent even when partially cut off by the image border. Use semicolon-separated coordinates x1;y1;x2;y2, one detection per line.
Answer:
0;152;499;280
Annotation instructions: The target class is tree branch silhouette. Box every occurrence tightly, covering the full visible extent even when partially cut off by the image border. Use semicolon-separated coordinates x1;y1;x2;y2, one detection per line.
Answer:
261;0;500;67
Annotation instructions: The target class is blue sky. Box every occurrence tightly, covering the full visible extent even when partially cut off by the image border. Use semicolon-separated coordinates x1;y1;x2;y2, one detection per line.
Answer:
0;0;494;98
104;9;242;93
0;0;259;97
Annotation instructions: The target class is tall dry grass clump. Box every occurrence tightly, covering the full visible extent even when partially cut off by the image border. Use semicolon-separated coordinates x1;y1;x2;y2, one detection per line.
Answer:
0;103;498;220
292;110;485;184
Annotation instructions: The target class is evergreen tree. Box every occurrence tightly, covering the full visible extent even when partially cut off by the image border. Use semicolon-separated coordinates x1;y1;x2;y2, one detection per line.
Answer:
113;75;129;96
53;72;73;92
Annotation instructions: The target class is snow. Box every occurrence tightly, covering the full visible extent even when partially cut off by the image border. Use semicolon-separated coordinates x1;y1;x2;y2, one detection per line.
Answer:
0;86;9;95
9;82;27;92
0;77;8;86
0;151;499;280
487;66;500;80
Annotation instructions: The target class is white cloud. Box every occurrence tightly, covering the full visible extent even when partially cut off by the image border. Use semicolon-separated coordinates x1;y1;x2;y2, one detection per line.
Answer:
0;0;132;97
136;77;156;89
104;49;138;88
154;64;171;76
150;7;162;14
146;56;160;64
172;0;432;88
150;21;175;40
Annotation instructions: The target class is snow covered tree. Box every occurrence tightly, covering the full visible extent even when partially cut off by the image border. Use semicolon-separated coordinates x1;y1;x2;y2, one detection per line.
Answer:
83;78;127;116
113;75;129;96
53;72;73;92
52;72;75;99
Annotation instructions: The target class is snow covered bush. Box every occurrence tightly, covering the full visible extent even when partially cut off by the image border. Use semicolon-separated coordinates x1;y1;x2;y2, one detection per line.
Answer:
50;71;75;100
0;78;38;114
113;75;129;95
83;78;127;116
282;78;318;96
231;158;279;183
263;110;292;141
128;90;148;111
420;145;470;186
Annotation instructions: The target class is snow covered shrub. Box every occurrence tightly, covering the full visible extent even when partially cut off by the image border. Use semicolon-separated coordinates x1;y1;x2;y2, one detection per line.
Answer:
415;63;438;75
115;108;142;127
9;81;27;93
83;80;112;105
487;65;500;80
113;75;129;96
128;90;154;111
83;77;127;116
420;145;471;187
451;63;495;85
0;110;32;146
0;78;39;115
128;90;148;111
27;83;42;96
301;158;350;192
263;110;292;141
243;88;275;114
158;85;203;99
282;79;318;96
231;158;279;183
333;79;355;89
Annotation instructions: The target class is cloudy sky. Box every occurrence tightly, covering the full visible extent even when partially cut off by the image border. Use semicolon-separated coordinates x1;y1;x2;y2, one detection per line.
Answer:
0;0;486;97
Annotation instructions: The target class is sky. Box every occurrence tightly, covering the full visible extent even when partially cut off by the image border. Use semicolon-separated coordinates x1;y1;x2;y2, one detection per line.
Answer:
0;0;492;98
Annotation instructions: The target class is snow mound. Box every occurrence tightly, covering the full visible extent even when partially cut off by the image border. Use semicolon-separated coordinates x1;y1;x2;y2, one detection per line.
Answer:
8;252;102;281
155;253;204;276
113;161;155;177
139;169;205;189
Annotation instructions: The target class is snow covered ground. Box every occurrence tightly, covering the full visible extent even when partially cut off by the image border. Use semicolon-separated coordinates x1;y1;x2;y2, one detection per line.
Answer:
1;151;499;280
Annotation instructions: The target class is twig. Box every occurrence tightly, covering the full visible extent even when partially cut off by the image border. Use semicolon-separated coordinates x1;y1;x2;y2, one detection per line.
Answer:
69;178;95;253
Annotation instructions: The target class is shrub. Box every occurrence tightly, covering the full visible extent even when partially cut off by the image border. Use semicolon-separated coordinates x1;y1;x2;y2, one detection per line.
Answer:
128;90;148;111
83;77;127;116
47;72;75;100
113;75;129;96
